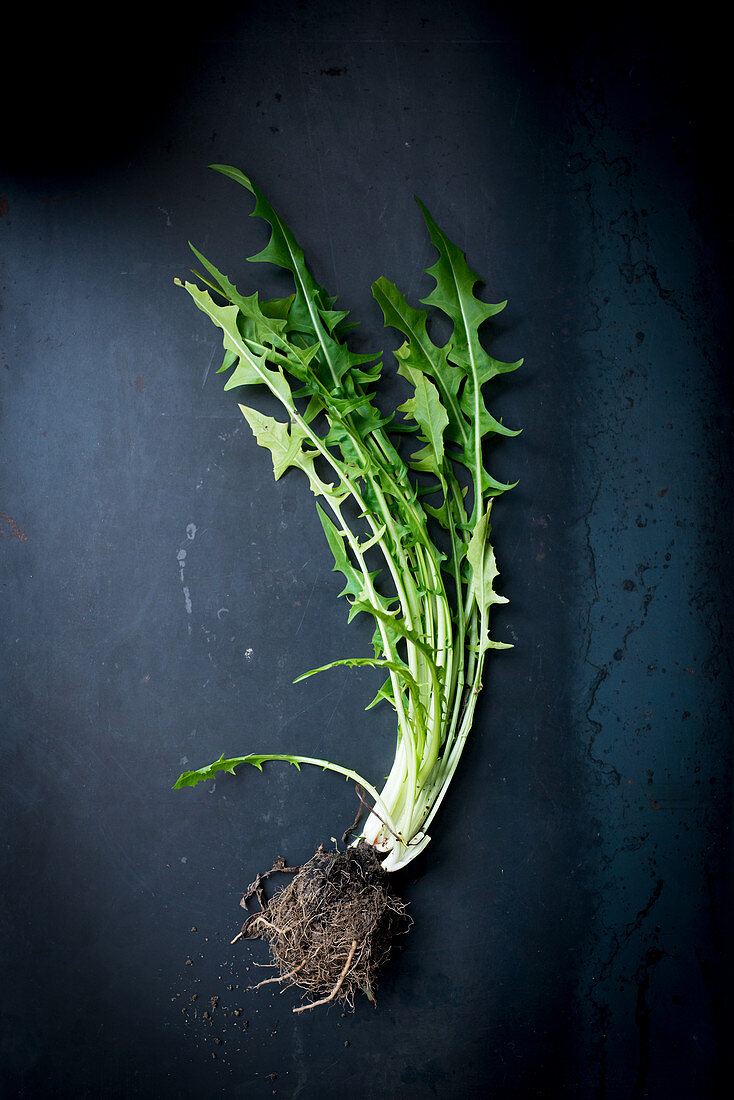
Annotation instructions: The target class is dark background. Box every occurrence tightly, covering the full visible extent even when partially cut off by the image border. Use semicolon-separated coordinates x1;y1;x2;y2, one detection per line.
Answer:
2;2;731;1096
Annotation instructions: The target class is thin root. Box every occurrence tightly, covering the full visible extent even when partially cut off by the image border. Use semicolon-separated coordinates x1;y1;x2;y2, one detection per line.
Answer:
292;940;358;1014
249;958;308;991
341;785;367;845
247;914;284;935
232;913;285;944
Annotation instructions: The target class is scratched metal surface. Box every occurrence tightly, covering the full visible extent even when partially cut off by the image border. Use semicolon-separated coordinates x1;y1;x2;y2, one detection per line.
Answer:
1;3;731;1097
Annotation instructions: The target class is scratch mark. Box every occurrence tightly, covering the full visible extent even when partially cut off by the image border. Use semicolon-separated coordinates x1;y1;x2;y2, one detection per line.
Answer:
294;579;317;636
201;343;219;390
325;672;349;731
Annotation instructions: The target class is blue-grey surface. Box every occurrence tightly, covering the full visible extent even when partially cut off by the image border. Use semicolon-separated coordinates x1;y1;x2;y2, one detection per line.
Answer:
1;3;731;1097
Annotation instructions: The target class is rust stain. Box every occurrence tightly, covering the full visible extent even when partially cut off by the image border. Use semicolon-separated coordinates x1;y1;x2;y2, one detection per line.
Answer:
0;197;9;218
40;193;82;204
0;512;28;541
134;375;146;393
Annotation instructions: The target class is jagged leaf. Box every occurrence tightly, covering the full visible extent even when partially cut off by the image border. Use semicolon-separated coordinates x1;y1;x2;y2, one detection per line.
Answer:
466;502;511;652
373;276;467;450
238;404;314;481
315;504;374;616
210;164;378;393
176;280;295;408
397;363;449;468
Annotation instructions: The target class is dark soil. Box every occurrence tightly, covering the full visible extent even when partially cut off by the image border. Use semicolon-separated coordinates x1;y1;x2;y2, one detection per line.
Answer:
235;844;410;1011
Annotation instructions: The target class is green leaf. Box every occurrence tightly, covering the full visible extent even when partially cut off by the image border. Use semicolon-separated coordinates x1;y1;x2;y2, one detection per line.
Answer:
216;347;238;375
373;276;467;450
173;750;394;836
208;164;255;192
238;404;313;481
176;280;296;409
315;504;372;615
177;171;523;873
412;200;522;518
210;164;376;393
188;243;285;334
466;502;511;651
364;675;395;711
173;752;281;788
416;199;507;359
397;364;449;468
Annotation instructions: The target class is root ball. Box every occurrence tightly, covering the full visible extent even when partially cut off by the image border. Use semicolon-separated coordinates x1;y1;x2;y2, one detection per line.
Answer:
243;843;410;1010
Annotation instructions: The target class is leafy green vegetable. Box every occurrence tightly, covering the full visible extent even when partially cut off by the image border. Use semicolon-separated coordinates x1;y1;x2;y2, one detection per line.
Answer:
175;166;520;872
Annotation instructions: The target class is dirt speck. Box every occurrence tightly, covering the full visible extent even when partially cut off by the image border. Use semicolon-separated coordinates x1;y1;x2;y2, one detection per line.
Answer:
0;513;28;541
